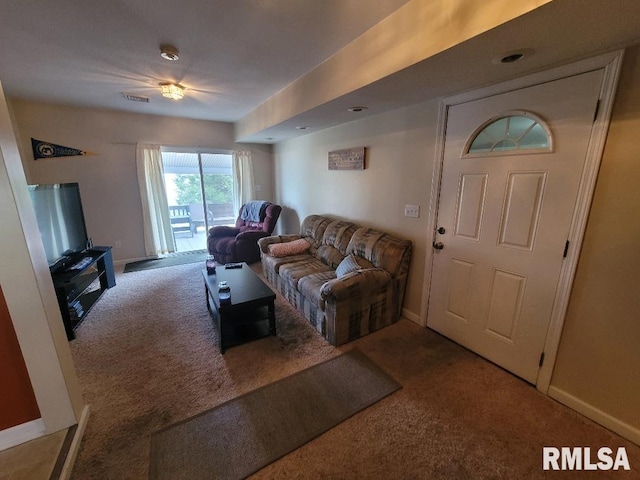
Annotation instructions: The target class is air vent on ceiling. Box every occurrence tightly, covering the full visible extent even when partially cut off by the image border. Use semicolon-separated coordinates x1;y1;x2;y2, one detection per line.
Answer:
123;93;150;103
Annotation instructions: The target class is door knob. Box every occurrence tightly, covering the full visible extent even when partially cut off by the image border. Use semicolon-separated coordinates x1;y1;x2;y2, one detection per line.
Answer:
432;241;444;250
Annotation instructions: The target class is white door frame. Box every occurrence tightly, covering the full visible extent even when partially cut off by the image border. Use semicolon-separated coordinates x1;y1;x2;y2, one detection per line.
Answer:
420;50;624;393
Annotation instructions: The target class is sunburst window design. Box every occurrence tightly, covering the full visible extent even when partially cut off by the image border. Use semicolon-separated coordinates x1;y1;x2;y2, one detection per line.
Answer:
466;112;552;155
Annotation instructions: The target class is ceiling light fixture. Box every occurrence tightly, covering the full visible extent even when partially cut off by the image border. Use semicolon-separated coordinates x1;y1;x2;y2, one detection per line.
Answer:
160;82;185;100
348;106;368;112
296;126;310;130
160;44;180;61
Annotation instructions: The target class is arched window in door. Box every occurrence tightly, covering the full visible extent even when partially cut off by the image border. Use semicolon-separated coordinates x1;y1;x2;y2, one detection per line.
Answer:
464;111;553;155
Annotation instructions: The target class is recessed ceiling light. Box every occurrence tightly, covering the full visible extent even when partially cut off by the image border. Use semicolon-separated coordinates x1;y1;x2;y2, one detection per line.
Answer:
160;44;180;61
501;53;523;63
348;106;368;112
492;49;534;65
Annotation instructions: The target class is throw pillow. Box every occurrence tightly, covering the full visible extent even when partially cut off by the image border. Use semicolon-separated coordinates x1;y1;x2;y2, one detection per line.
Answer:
335;254;362;278
268;238;311;257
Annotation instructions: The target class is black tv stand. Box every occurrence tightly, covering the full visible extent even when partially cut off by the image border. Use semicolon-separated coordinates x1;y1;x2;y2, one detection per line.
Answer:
51;246;116;340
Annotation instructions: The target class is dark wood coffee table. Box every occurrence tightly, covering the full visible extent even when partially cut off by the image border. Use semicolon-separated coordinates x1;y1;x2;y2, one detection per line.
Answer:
202;263;276;353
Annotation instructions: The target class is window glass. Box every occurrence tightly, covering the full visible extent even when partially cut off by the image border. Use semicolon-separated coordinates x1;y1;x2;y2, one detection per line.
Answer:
467;114;551;154
161;151;234;252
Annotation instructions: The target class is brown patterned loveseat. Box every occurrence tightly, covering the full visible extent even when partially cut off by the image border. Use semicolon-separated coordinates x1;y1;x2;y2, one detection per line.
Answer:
257;215;412;346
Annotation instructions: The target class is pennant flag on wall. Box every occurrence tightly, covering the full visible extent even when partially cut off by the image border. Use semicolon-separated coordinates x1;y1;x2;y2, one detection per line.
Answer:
31;138;97;160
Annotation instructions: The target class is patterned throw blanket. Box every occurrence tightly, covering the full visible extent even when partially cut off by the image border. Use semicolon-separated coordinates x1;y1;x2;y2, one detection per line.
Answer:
240;201;270;222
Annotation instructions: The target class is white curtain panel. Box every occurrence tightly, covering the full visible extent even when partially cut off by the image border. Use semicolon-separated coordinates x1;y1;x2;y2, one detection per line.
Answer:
136;144;175;257
232;150;255;212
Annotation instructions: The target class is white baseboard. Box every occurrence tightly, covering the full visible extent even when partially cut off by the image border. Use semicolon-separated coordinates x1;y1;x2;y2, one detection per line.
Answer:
59;405;90;480
401;308;421;325
0;418;45;451
548;386;640;446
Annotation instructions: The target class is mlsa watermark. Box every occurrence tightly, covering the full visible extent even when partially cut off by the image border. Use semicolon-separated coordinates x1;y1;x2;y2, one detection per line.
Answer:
543;447;631;471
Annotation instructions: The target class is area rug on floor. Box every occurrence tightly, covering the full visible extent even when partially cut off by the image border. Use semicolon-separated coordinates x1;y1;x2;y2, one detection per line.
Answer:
123;251;207;273
148;348;401;480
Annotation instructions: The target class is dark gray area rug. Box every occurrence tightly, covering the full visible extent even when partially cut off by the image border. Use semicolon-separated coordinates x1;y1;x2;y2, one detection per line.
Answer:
123;251;207;273
148;349;401;480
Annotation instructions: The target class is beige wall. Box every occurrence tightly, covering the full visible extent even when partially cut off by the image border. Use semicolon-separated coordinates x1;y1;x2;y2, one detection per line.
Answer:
0;85;83;448
274;100;440;319
274;48;640;439
550;45;640;433
9;100;274;263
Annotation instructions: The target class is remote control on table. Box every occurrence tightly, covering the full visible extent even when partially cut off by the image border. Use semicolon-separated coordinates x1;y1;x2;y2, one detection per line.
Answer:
225;263;243;269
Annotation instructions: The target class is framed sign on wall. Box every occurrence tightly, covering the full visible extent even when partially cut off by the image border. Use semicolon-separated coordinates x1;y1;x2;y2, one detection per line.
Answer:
328;147;366;170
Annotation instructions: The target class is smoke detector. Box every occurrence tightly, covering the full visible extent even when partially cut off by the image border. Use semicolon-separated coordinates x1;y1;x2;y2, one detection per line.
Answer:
160;44;180;61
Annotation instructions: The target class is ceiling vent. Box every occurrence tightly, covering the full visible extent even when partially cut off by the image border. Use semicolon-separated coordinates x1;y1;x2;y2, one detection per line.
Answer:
123;93;150;103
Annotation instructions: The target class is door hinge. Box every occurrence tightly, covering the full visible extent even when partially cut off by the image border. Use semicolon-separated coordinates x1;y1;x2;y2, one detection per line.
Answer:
539;352;545;367
563;240;570;258
593;99;601;122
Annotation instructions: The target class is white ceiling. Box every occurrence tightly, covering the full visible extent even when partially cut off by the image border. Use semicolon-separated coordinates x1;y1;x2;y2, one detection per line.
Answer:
2;0;640;144
0;0;409;121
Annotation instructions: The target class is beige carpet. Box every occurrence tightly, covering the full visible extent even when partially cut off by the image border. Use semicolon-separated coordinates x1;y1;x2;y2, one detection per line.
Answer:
69;262;640;479
149;349;401;479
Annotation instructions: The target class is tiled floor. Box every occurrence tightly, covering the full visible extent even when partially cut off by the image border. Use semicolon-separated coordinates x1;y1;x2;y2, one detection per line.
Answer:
0;430;66;480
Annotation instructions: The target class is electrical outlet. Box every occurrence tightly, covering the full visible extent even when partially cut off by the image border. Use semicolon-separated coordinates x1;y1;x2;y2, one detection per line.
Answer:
115;240;122;248
404;204;420;218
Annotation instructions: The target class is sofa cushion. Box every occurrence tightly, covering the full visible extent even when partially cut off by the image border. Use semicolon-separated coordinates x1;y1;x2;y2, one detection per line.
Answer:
298;271;337;310
262;253;314;275
279;257;333;289
336;254;360;278
312;220;357;268
315;245;345;269
347;228;412;278
322;221;358;253
335;253;375;278
299;215;333;254
267;238;310;257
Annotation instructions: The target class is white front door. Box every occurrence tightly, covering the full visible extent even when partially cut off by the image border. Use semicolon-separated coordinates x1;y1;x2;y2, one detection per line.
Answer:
427;70;603;384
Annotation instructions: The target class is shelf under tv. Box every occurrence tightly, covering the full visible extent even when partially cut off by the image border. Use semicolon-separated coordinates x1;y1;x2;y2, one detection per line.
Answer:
50;246;116;340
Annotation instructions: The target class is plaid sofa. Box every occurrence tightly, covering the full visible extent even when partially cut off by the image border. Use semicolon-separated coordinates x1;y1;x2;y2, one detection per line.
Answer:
258;215;412;346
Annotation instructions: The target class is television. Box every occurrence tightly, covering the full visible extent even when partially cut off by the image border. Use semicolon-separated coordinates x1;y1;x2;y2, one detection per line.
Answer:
27;183;90;270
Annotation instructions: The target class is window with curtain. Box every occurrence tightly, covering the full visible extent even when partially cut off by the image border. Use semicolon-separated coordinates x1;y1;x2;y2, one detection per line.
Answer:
137;146;255;256
161;150;235;253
